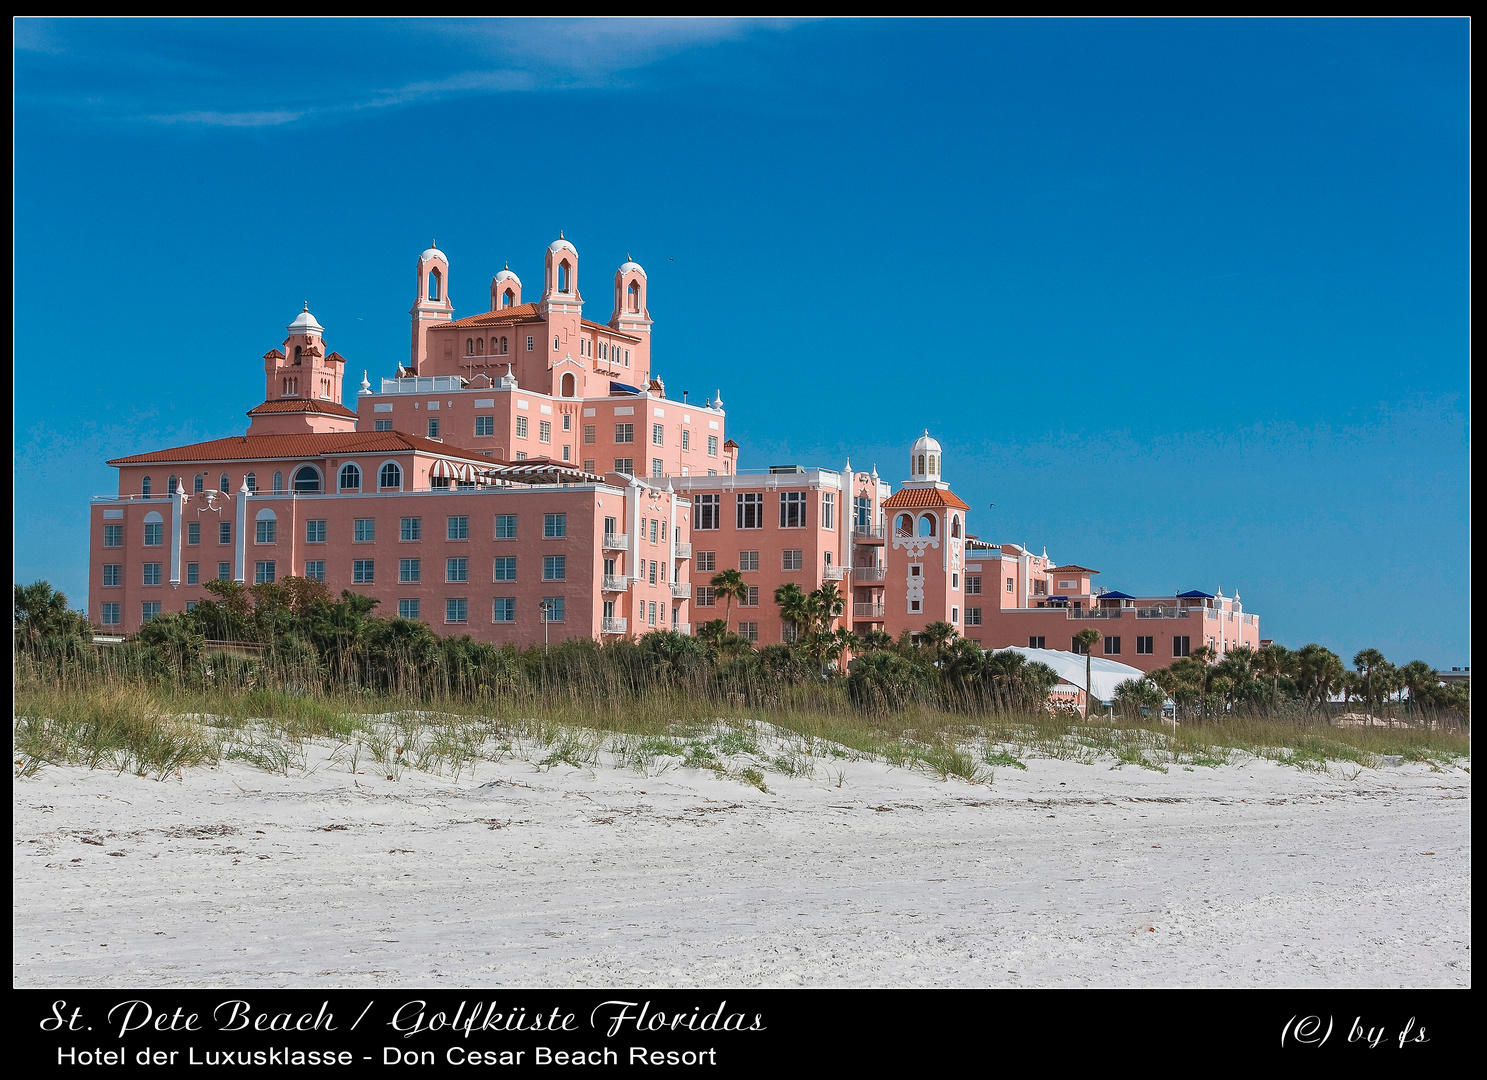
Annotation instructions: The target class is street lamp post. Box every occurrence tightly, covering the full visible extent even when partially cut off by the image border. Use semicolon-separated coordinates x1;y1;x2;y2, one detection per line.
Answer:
540;599;553;655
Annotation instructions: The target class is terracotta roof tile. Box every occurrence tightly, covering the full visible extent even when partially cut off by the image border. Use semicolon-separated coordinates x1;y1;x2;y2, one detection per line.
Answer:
245;398;359;419
1047;564;1100;575
880;487;971;511
108;429;494;467
437;303;542;328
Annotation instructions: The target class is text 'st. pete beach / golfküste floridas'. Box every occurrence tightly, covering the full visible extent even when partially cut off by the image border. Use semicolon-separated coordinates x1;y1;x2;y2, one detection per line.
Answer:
14;18;1468;992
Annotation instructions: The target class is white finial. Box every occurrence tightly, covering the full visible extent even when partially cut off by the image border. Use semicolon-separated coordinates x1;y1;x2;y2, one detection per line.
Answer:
714;389;723;409
359;370;371;395
240;478;251;494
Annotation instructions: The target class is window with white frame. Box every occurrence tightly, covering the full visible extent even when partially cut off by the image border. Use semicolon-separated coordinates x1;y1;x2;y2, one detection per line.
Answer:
375;419;393;431
516;416;529;439
475;416;494;437
101;603;121;626
782;549;803;571
541;597;565;622
696;551;716;572
398;599;420;619
494;557;516;581
104;525;123;547
495;514;517;539
543;555;566;580
306;519;327;544
614;458;634;474
539;420;551;443
736;492;763;529
103;564;122;587
615;423;634;443
254;561;275;584
707;435;718;456
354;518;375;542
447;516;469;541
304;560;325;582
219;521;231;545
779;491;806;528
141;602;161;623
966;607;982;626
217;562;231;580
339;464;361;490
822;492;835;530
446;598;468;624
399;558;421;583
737;621;758;642
143;562;162;586
144;520;163;546
256;518;276;544
739;550;759;571
446;557;468;582
543;513;567;538
353;559;374;584
187;522;200;546
493;597;515;623
583;425;595;445
695;586;716;607
186;563;199;585
379;462;402;489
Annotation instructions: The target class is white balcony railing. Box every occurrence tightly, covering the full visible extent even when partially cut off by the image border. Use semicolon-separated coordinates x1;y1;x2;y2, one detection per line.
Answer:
674;542;692;559
1135;607;1191;620
853;524;886;541
602;575;628;592
601;617;628;634
853;602;885;618
602;532;628;551
853;565;885;581
670;582;692;599
674;622;692;636
379;375;466;394
823;565;847;581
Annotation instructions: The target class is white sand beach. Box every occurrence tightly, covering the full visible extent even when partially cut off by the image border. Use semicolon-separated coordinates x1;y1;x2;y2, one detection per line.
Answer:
14;738;1470;988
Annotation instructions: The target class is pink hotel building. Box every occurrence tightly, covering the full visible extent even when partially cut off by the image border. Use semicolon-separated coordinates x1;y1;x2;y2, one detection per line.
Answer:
88;236;1261;674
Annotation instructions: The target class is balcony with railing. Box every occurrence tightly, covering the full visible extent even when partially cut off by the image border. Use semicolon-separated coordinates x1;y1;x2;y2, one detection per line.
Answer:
674;622;692;636
674;542;692;559
378;375;466;394
853;565;885;581
601;617;627;634
602;532;628;551
853;602;886;618
1069;608;1123;620
602;575;628;592
670;582;692;599
853;524;886;542
1135;606;1190;619
823;565;847;581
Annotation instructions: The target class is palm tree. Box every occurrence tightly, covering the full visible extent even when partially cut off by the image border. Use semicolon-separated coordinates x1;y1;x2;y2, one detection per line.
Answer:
1399;660;1438;724
1293;643;1344;722
711;569;748;624
1074;627;1102;718
1255;642;1292;713
1353;648;1387;721
773;582;808;643
920;621;957;664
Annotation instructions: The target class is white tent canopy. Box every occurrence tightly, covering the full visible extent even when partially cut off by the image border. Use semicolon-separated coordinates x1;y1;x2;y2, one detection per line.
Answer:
991;646;1147;703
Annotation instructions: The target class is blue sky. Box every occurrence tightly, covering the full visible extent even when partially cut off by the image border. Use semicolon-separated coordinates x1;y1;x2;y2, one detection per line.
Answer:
14;18;1470;666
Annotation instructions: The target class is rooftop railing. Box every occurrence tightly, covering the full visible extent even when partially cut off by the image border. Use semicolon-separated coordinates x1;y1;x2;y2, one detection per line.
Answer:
1069;608;1123;620
1136;607;1190;619
378;376;467;394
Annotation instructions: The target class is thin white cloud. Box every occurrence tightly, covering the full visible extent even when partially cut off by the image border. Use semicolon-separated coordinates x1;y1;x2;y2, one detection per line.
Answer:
147;109;304;127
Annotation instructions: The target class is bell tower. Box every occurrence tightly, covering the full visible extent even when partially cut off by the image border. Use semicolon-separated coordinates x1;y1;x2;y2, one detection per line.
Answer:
249;305;355;434
881;429;970;641
409;241;453;373
490;264;522;310
610;255;653;386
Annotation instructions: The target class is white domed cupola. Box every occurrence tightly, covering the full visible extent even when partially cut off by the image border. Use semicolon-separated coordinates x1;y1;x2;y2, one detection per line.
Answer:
490;263;522;310
544;231;580;300
910;429;943;483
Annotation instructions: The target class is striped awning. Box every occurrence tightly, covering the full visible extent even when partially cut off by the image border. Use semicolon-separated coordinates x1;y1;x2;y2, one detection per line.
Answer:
483;462;607;485
429;459;475;482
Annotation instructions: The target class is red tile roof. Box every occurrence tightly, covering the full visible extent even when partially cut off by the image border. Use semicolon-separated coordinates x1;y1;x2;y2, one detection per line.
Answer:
262;349;285;361
437;303;542;328
1047;565;1100;575
880;487;971;510
245;398;359;419
108;429;495;467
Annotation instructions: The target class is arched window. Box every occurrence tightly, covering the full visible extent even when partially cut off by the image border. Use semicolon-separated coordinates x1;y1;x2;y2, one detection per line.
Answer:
628;281;639;312
294;466;320;492
293;345;302;365
895;513;913;537
193;474;204;494
557;261;570;292
928;454;938;475
918;514;937;538
219;474;229;493
339;463;361;491
553;336;560;350
467;338;474;356
476;337;485;355
167;475;177;496
503;289;514;308
428;269;441;301
141;476;152;499
272;471;283;493
561;373;576;397
245;472;257;492
379;462;402;490
916;454;926;475
950;515;961;538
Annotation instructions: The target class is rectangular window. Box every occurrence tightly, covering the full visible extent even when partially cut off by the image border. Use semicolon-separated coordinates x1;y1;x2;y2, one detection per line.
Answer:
695;586;716;607
527;336;535;351
495;514;517;539
544;513;567;538
218;562;231;581
1104;636;1121;655
541;597;565;623
104;524;128;547
141;601;161;623
539;420;551;443
144;522;163;546
188;523;202;546
583;459;595;473
563;413;572;433
1029;636;1046;649
400;558;421;583
696;551;716;572
562;445;571;462
428;418;440;439
254;561;275;585
707;435;718;457
693;494;720;530
447;515;469;540
952;607;959;624
219;521;231;545
965;575;982;595
651;458;663;478
614;458;634;474
1136;636;1154;655
542;555;567;581
446;557;468;582
101;603;120;626
854;495;872;529
649;519;659;544
493;556;516;582
583;424;595;445
143;562;162;586
966;607;982;626
475;416;494;437
652;423;664;446
353;559;374;584
952;572;959;589
1173;636;1191;657
648;561;658;586
738;621;758;642
822;493;835;530
739;550;759;571
782;624;798;644
648;601;657;626
354;518;375;542
185;601;198;612
741;585;760;607
186;562;199;585
374;419;393;431
615;423;634;443
398;599;420;619
256;519;276;544
306;519;327;543
779;491;806;528
446;597;468;624
401;517;422;541
304;560;325;582
736;492;764;529
516;416;529;439
103;564;122;587
782;549;803;571
681;430;691;452
1006;576;1015;593
493;597;515;623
